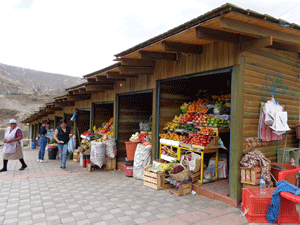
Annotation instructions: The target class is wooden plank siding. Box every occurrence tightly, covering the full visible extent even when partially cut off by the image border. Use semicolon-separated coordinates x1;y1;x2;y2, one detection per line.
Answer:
242;48;300;162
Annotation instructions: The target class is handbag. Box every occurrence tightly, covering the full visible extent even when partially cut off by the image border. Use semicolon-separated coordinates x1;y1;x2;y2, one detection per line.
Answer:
180;151;201;172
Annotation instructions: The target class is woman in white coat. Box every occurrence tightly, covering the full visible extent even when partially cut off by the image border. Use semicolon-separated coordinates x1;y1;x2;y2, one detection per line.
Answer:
1;119;27;172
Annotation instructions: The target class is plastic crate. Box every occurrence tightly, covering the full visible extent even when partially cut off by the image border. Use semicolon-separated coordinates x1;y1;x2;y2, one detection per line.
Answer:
277;147;299;167
241;187;275;223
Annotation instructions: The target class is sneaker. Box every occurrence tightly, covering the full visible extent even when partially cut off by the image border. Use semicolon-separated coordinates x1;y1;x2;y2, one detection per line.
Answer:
37;159;41;162
62;166;66;169
40;160;47;163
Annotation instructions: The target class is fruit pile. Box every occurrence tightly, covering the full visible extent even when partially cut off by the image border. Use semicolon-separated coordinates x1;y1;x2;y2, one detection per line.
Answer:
172;114;183;122
179;113;195;123
192;114;211;125
174;124;199;133
136;133;148;142
180;102;190;110
205;118;228;127
161;146;177;158
187;102;201;113
159;133;184;141
106;130;113;136
183;133;213;146
163;122;180;130
198;127;214;135
212;94;231;101
197;106;209;114
81;131;95;136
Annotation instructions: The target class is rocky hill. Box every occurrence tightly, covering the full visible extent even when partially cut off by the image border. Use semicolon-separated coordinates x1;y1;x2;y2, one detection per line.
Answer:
0;63;85;142
0;62;83;94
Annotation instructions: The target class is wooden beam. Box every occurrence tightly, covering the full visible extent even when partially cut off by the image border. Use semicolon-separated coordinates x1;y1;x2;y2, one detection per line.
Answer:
120;58;155;67
78;88;86;94
67;95;91;102
196;26;241;44
73;90;79;94
85;85;114;92
119;66;154;75
106;72;138;79
87;78;97;84
269;41;300;53
139;51;177;61
241;36;273;52
162;41;203;54
220;17;300;46
96;76;125;82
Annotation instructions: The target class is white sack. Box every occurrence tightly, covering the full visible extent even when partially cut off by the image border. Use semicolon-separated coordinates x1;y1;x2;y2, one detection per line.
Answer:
133;144;152;180
90;142;106;168
104;138;117;158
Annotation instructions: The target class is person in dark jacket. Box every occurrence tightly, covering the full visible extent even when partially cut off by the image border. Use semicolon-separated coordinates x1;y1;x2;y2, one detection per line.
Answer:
38;120;50;163
54;119;73;169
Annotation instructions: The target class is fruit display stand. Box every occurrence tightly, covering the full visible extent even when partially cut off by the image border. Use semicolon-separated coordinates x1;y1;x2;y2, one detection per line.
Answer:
159;139;219;184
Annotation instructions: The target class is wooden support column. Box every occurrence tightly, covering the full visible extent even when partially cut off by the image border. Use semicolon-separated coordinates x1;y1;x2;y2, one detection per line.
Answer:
230;56;245;202
162;41;203;54
139;51;177;61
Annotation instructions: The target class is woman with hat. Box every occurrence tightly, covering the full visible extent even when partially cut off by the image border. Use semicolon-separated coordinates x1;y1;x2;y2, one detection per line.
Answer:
1;119;27;172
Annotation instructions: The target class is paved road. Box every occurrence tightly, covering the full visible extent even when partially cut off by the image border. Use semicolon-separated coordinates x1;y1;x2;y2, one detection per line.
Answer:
0;148;296;225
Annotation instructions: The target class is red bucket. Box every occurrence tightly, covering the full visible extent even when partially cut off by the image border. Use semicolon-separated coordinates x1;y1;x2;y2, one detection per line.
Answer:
125;142;140;161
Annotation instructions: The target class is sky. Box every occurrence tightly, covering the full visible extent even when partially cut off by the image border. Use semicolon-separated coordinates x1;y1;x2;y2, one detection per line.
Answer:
0;0;300;77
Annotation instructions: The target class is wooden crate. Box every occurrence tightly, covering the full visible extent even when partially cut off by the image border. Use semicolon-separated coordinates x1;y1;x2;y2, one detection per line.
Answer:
87;158;116;172
179;143;192;148
73;152;80;162
192;136;220;150
104;157;116;170
143;165;172;190
191;171;200;183
240;167;261;185
166;182;192;196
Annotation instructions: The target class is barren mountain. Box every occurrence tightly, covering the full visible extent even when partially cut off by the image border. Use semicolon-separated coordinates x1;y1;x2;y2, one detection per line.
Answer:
0;63;84;142
0;62;83;94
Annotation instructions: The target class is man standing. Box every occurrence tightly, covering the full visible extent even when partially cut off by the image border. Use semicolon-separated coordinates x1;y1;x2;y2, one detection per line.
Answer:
38;120;50;162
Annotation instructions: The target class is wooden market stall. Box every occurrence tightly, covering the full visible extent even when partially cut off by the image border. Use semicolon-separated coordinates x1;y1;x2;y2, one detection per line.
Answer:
116;91;153;160
23;3;300;205
91;102;114;130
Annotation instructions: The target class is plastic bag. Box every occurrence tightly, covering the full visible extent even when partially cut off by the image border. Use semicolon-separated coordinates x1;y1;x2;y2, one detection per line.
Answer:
133;144;152;180
204;158;228;179
104;138;117;158
67;136;76;153
90;142;106;168
180;151;201;172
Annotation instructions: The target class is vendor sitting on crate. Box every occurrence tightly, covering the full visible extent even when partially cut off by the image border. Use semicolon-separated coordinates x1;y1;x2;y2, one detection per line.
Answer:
54;119;73;170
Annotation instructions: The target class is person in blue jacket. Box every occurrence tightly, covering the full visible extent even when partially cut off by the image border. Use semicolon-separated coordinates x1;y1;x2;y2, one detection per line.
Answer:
38;120;50;163
54;119;73;169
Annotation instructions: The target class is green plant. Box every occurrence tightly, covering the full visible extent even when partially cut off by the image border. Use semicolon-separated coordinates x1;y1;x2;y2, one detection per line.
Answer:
23;143;28;147
49;139;57;144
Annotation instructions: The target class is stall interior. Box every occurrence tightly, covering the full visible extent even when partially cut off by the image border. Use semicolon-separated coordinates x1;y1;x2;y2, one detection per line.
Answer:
64;113;74;127
117;92;153;161
93;103;114;130
48;119;54;130
158;71;232;196
55;116;63;128
77;109;91;137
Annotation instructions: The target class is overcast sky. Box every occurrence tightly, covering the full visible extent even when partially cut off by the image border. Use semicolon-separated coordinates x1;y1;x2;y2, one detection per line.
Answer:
0;0;300;77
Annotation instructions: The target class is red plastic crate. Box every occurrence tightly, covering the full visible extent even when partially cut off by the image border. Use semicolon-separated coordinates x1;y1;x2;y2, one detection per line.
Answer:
241;187;275;223
242;187;300;224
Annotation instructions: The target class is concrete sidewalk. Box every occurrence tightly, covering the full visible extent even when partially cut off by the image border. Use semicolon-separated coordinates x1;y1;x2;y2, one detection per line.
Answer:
0;148;296;225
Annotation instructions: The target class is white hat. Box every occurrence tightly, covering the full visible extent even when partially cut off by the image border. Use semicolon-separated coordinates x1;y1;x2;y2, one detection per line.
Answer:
9;119;17;124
